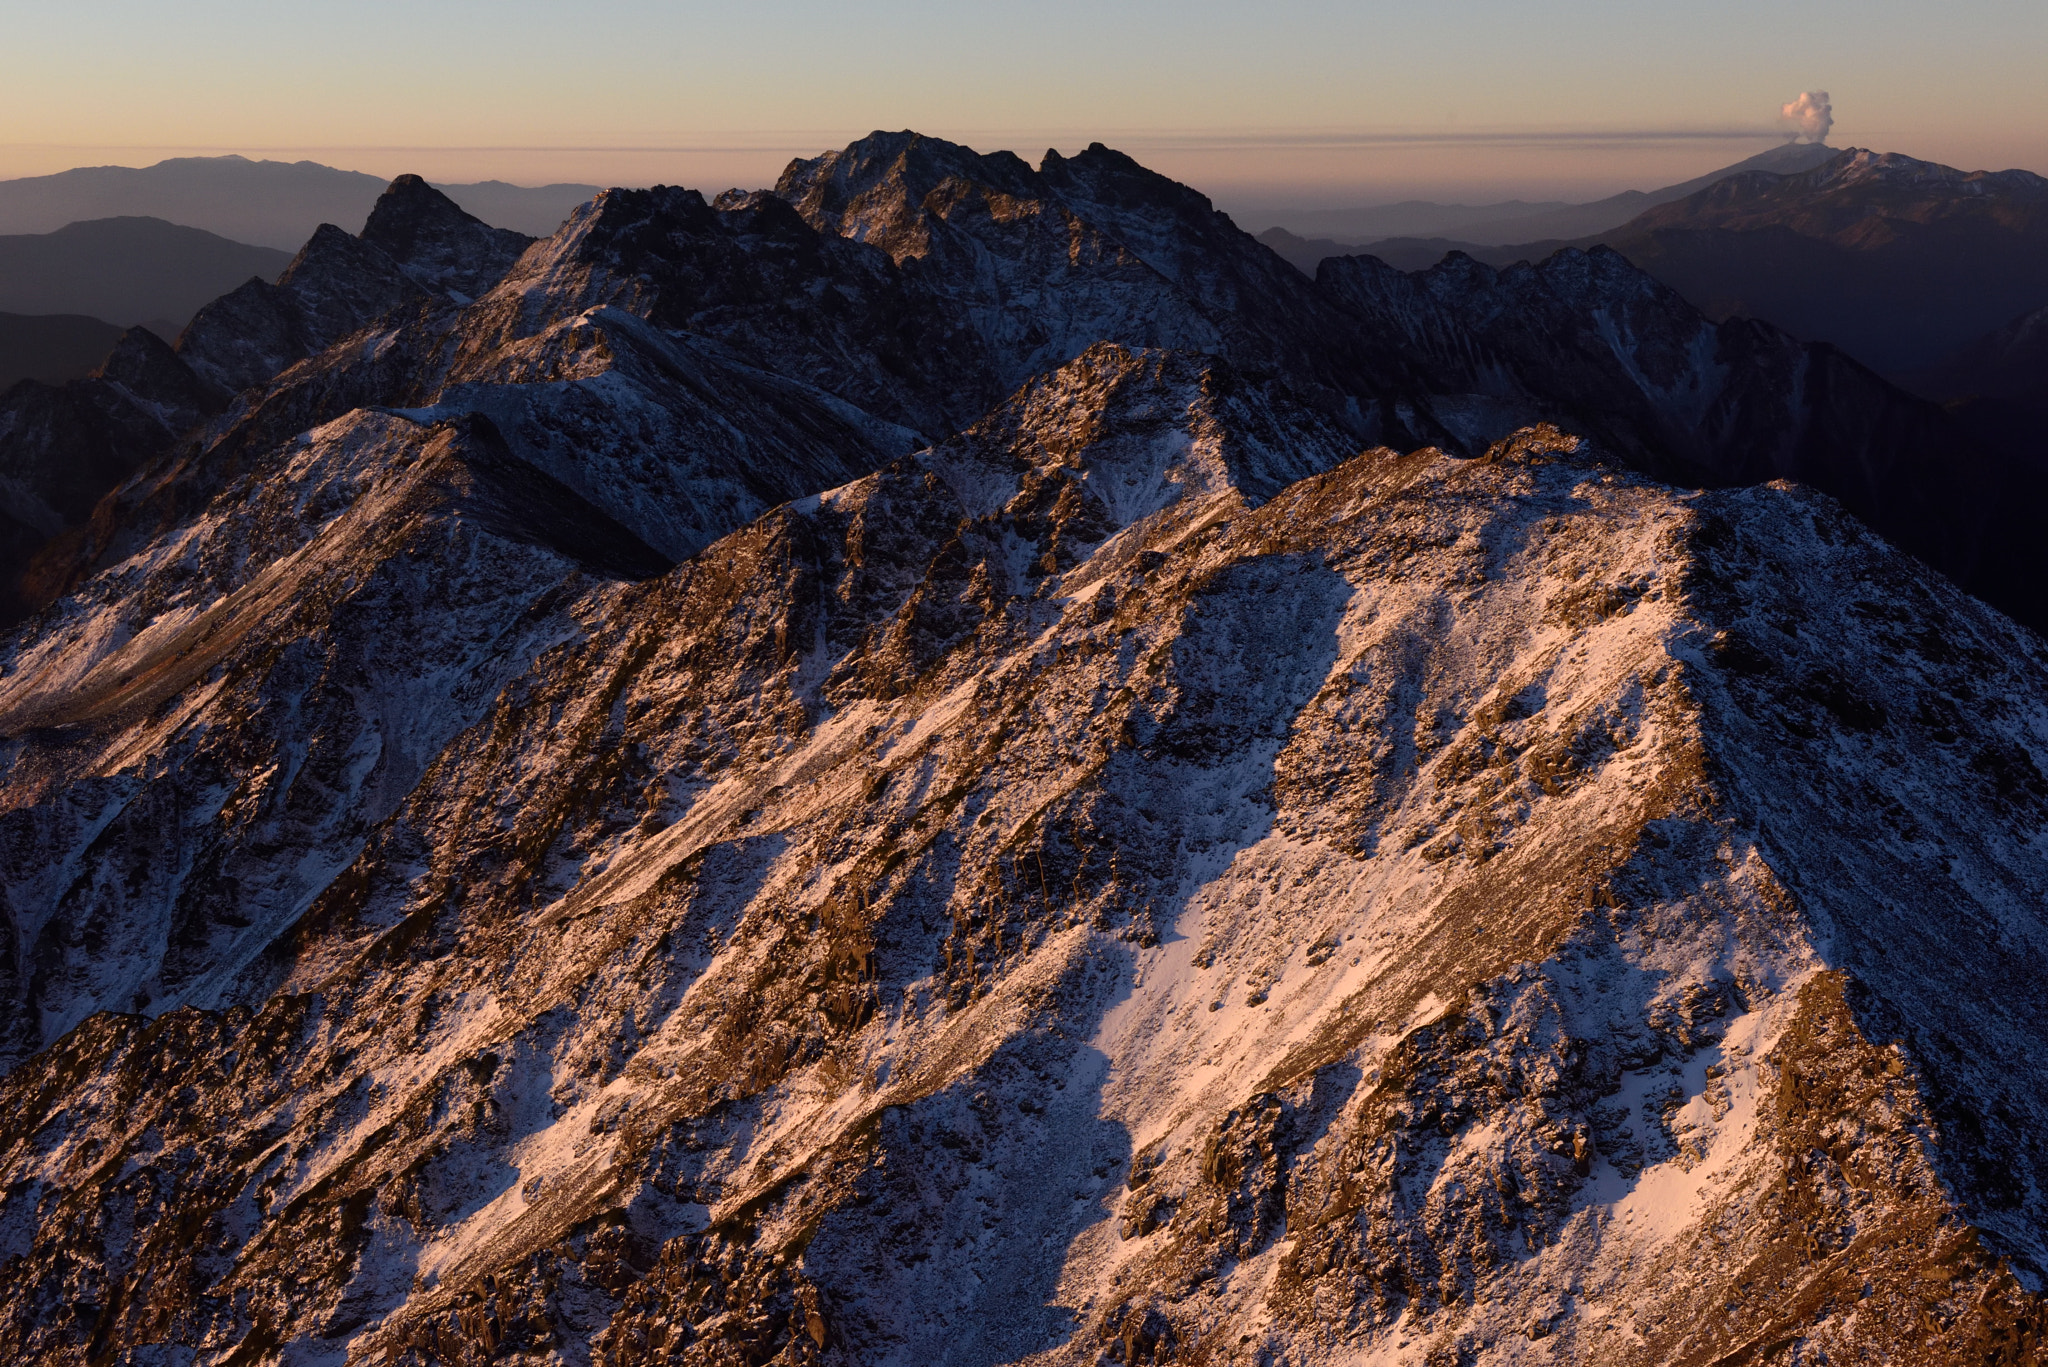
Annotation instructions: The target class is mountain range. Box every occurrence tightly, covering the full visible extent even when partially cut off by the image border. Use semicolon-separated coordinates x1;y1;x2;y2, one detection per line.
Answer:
0;160;597;388
0;131;2044;1366
0;155;599;249
1564;150;2048;375
0;216;292;331
1247;141;1841;250
1264;148;2048;381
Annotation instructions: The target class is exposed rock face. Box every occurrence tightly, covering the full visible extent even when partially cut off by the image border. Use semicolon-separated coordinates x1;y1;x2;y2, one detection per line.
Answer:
0;331;918;1063
17;134;1402;637
21;185;941;623
29;135;2015;628
172;175;526;400
1312;245;2030;627
359;174;534;303
774;132;1380;405
1;132;2046;1367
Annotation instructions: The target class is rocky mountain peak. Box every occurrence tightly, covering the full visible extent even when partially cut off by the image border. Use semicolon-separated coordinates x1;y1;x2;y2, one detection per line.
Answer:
168;176;543;401
8;388;2047;1363
360;172;535;300
89;323;203;404
779;130;1033;204
581;183;721;245
1510;242;1672;307
79;326;219;453
362;171;469;235
276;220;420;332
776;129;1042;263
496;183;720;296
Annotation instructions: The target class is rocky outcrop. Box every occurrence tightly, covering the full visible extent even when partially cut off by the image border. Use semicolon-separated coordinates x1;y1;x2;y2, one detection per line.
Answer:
773;131;1408;425
37;134;2012;631
171;176;525;401
10;132;2044;1047
359;174;533;302
175;175;535;401
1315;244;2045;632
174;222;421;398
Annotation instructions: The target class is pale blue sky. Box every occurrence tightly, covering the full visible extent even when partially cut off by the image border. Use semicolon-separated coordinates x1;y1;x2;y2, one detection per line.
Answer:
4;0;2043;204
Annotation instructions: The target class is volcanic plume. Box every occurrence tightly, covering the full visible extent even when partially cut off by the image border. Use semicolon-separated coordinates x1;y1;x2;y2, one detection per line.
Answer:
1780;89;1834;143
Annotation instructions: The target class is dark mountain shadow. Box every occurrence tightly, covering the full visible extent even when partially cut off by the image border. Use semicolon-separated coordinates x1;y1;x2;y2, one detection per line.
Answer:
0;312;127;391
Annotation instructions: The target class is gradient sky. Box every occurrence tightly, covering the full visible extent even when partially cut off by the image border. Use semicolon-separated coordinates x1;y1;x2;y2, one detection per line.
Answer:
5;0;2044;208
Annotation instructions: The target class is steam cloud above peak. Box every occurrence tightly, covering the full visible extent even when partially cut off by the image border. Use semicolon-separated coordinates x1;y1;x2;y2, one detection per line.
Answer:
1780;90;1834;144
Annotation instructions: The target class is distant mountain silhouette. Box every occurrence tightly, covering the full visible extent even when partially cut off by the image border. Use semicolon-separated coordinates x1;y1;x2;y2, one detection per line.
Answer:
1452;141;1843;243
0;155;598;248
1250;196;1571;245
1906;302;2048;406
0;217;291;327
1261;228;1525;274
1594;151;2048;372
1286;234;1498;272
0;312;127;392
1254;226;1367;274
1301;149;2048;378
1249;142;1839;248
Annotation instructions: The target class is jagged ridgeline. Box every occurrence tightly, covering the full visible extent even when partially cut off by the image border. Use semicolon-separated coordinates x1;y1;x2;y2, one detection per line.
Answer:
0;133;2043;1366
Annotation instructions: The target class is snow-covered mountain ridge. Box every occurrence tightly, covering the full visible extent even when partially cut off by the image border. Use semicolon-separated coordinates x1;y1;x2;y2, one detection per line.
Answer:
0;132;2044;1365
3;385;2046;1363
